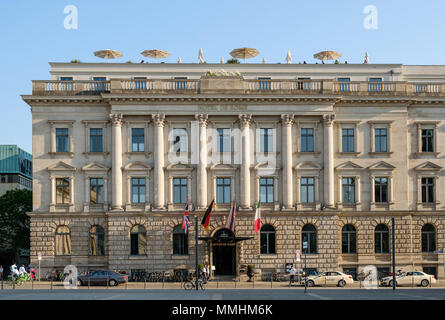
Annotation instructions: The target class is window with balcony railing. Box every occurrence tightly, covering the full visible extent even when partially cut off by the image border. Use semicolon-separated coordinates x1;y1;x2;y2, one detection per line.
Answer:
337;78;350;92
368;78;383;92
258;77;271;90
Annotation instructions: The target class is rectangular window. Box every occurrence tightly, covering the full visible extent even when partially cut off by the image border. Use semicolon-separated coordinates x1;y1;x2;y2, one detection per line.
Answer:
421;178;435;203
421;129;434;152
56;178;70;204
56;128;69;152
259;177;274;203
375;128;387;152
342;128;355;152
60;77;73;91
89;128;103;152
173;128;188;153
342;177;355;203
173;178;188;204
260;128;273;153
132;128;145;152
258;77;271;90
300;177;315;203
216;178;231;204
368;78;382;92
131;178;146;204
337;78;350;92
93;77;107;92
217;128;230;152
301;128;314;152
374;177;388;203
90;178;104;204
297;77;311;90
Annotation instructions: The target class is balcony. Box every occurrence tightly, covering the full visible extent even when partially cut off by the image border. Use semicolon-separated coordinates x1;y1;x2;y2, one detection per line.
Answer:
31;78;445;97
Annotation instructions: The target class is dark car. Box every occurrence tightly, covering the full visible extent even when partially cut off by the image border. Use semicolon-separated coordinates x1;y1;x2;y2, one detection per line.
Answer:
77;270;127;286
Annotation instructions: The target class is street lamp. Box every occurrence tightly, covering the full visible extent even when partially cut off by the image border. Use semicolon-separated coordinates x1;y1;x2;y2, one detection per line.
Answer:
303;241;308;293
38;252;42;283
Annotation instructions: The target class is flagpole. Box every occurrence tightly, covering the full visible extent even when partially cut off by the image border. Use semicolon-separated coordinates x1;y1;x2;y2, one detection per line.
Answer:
195;215;199;290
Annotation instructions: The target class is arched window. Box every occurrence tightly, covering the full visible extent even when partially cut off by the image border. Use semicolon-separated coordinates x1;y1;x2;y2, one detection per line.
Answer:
130;225;147;255
422;224;436;253
375;224;389;254
341;224;357;254
260;225;276;254
55;226;71;256
302;224;317;254
89;225;105;256
173;225;188;255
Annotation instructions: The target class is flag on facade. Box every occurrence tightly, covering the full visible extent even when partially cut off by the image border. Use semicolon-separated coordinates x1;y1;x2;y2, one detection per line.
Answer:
226;202;236;232
254;200;261;233
182;201;191;233
201;200;215;231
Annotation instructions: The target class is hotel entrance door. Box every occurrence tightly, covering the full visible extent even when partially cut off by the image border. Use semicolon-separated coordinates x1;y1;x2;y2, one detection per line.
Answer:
212;244;236;276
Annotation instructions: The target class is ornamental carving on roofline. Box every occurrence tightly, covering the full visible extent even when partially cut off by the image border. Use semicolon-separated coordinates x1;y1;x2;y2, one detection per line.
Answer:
281;114;294;126
195;114;208;127
322;114;336;126
152;114;166;127
109;113;123;126
238;114;252;128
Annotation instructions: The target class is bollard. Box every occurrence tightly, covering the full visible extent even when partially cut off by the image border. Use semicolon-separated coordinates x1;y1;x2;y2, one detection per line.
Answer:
234;277;236;288
107;276;109;289
32;278;34;290
50;278;52;290
271;275;273;288
253;276;255;288
1;277;3;290
217;278;219;288
144;277;146;290
88;276;90;289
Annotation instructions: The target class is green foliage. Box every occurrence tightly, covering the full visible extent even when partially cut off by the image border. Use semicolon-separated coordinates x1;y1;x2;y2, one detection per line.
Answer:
247;264;254;271
0;189;32;252
125;60;134;63
70;59;81;63
198;264;204;271
226;58;240;64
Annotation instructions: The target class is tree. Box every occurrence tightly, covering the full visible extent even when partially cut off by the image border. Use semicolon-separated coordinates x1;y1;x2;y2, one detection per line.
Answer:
226;58;240;64
0;189;32;254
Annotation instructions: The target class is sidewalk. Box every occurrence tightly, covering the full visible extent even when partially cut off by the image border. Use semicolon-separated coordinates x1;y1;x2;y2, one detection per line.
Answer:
2;279;445;290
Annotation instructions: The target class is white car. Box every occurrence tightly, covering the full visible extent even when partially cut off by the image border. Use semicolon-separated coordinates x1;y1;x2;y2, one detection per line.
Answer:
381;271;436;287
302;271;354;287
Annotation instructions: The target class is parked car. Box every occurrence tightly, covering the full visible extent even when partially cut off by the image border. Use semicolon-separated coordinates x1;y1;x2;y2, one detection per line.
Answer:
77;270;127;286
380;271;436;287
301;271;354;287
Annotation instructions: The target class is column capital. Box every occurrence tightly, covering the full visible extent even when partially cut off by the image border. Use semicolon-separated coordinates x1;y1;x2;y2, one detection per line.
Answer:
109;113;123;126
322;114;336;126
152;114;166;127
195;114;209;127
280;114;294;126
238;114;252;128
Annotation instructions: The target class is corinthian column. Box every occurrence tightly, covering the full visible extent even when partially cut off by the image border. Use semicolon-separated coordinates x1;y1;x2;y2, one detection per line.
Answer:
323;114;335;208
196;114;208;209
281;114;294;209
110;113;123;210
239;114;252;209
152;114;166;210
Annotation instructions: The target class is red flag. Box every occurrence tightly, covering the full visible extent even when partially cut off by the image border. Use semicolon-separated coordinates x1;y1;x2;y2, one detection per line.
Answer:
182;201;191;233
226;202;236;232
254;201;261;233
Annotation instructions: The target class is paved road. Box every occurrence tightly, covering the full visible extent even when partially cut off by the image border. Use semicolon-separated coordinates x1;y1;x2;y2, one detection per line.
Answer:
1;288;445;300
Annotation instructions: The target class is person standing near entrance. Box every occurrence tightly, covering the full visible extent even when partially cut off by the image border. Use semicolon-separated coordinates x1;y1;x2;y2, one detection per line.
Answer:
289;266;296;287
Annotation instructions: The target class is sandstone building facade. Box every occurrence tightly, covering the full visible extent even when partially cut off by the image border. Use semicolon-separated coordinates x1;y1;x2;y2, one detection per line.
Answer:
23;62;445;280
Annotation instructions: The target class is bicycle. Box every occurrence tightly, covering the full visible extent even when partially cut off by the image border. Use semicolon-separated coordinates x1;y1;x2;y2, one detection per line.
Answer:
183;277;206;290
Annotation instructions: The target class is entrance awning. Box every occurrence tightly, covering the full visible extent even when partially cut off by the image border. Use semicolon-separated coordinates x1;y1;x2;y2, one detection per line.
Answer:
198;236;253;243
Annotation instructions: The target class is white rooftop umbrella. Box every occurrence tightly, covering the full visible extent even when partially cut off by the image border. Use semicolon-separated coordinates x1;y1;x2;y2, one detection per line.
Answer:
178;57;182;63
198;48;205;64
220;57;224;64
262;57;266;64
364;52;370;64
286;50;292;64
94;49;123;59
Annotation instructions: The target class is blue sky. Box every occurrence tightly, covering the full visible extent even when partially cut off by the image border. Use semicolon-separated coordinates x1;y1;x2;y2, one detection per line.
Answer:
0;0;444;152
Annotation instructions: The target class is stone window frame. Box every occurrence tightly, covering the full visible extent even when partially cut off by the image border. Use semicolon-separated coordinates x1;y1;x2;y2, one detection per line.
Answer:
295;120;321;155
47;161;77;212
207;120;237;165
124;120;151;158
88;225;106;256
172;224;189;256
253;162;280;211
414;162;442;211
166;164;194;211
167;121;191;163
368;161;396;211
414;121;441;158
48;120;75;157
336;120;361;155
81;120;109;158
335;162;363;211
259;224;277;256
252;119;280;157
210;164;236;211
124;162;152;212
81;162;110;213
368;120;394;156
54;225;72;256
294;161;322;211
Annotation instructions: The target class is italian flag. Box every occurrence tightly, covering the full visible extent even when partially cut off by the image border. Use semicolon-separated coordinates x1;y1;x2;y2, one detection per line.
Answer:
254;201;261;233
